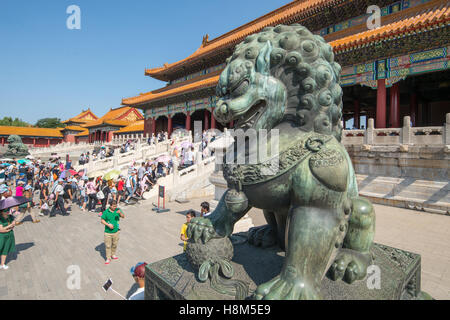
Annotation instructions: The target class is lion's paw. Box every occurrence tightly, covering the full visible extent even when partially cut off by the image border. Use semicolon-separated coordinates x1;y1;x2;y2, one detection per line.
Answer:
253;275;320;300
248;225;277;248
327;248;371;284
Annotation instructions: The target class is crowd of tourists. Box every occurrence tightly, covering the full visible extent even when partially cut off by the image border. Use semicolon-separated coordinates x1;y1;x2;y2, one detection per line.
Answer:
0;129;219;299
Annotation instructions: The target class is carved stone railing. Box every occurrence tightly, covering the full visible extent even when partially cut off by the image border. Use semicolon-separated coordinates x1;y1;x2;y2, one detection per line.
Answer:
342;113;450;147
29;142;98;155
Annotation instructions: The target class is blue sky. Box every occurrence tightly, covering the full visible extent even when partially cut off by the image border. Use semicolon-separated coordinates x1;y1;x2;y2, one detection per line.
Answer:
0;0;290;124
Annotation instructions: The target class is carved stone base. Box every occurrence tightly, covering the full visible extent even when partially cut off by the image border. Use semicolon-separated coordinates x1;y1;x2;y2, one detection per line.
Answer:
145;236;432;300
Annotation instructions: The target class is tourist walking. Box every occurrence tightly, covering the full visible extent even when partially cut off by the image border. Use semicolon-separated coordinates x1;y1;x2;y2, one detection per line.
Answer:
124;171;136;204
0;209;16;270
101;201;124;265
86;177;98;212
39;180;49;216
116;176;125;204
49;179;67;217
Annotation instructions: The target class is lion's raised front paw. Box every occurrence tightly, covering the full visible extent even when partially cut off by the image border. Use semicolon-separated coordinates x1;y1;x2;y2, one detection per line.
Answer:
253;275;320;300
186;217;218;244
327;248;371;284
248;225;277;248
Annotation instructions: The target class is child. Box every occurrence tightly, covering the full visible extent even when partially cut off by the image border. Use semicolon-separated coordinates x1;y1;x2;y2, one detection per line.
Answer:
180;210;196;252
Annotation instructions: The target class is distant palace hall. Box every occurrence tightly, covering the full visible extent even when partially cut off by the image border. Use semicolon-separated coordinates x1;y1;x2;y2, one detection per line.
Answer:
1;0;448;147
0;107;144;147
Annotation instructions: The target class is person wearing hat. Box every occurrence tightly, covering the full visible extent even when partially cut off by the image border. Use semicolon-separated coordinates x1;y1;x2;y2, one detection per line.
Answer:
15;185;39;225
128;262;147;300
49;179;67;217
0;185;10;200
0;209;16;270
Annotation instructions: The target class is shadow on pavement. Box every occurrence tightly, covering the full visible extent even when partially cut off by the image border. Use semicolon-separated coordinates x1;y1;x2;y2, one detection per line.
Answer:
95;243;106;260
7;242;35;263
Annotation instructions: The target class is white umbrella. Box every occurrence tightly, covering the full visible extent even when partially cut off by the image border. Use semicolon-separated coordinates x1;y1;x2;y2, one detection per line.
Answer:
25;155;34;159
0;158;14;162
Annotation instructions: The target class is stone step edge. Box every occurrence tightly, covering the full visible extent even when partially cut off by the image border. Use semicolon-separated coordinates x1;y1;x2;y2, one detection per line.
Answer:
360;192;450;215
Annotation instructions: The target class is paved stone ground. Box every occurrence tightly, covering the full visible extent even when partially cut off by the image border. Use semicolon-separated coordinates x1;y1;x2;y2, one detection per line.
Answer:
1;195;449;300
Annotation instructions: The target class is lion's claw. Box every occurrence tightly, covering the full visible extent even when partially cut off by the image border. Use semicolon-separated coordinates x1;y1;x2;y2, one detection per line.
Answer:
186;217;217;244
327;248;371;284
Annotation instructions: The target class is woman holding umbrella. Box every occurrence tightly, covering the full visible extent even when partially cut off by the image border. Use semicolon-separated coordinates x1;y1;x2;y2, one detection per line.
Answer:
0;196;30;269
0;209;15;269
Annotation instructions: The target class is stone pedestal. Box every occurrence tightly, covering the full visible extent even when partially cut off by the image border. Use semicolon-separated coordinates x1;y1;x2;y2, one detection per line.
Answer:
145;237;431;300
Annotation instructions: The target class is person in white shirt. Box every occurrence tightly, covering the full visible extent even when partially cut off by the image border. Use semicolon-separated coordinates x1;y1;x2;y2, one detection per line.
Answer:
184;147;194;167
128;262;147;300
49;179;67;217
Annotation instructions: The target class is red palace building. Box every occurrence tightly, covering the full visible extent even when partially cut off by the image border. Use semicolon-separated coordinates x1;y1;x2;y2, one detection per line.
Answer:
122;0;449;136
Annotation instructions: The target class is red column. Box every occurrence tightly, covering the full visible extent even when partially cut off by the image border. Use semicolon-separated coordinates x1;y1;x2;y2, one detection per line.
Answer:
410;92;417;127
186;111;191;131
229;120;234;128
47;139;50;146
210;107;216;129
353;99;360;129
168;116;173;137
1;137;4;146
152;117;156;135
376;79;387;128
204;110;209;130
33;138;36;146
389;82;400;128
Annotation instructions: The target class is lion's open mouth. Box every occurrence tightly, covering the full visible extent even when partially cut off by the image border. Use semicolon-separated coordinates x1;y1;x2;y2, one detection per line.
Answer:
234;100;266;130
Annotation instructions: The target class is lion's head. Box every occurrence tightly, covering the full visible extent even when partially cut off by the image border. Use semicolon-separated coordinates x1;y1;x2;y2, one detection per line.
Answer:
214;24;343;141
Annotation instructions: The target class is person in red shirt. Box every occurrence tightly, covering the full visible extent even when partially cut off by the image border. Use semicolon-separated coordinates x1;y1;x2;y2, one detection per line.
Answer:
117;176;125;204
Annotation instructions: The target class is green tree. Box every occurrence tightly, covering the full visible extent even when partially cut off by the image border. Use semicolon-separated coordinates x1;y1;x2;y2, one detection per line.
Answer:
0;116;30;127
35;118;66;128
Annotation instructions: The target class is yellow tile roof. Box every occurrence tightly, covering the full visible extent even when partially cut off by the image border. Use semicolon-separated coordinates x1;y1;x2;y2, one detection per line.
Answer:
61;125;86;132
122;73;220;106
62;109;98;124
0;126;64;138
75;129;90;137
84;107;144;128
146;0;338;79
114;120;145;134
330;0;450;52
